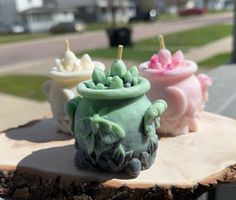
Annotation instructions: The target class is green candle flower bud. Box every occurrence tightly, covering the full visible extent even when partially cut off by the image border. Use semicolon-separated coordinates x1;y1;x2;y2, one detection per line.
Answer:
96;83;106;90
132;77;139;86
110;76;124;89
110;60;127;78
129;66;139;77
124;71;132;83
85;81;96;89
92;67;106;85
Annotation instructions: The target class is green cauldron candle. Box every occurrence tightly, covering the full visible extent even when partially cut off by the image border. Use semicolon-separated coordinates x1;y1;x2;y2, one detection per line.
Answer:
66;45;167;177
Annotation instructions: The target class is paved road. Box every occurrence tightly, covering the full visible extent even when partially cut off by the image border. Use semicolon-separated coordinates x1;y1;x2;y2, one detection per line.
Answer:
0;12;232;69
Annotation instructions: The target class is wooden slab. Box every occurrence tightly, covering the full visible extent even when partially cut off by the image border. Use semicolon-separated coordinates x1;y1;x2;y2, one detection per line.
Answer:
0;112;236;200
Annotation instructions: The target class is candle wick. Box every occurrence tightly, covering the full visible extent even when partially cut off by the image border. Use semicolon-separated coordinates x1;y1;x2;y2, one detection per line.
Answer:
118;45;123;60
159;35;166;49
65;39;70;51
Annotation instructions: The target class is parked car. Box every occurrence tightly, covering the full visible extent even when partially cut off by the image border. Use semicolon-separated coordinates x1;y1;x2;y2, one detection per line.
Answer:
11;24;25;33
179;8;207;16
129;9;158;22
49;21;85;34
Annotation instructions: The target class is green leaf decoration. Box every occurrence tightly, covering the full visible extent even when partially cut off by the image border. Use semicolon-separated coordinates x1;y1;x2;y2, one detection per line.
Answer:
147;137;158;154
124;150;133;162
85;133;95;155
90;115;125;145
94;139;113;160
110;60;127;78
113;144;125;166
99;127;122;144
110;76;124;89
85;81;96;89
91;120;99;133
144;107;158;136
128;66;139;77
75;117;96;156
65;96;82;132
65;96;81;119
132;77;138;86
92;67;106;84
123;71;132;83
78;117;92;140
144;100;167;136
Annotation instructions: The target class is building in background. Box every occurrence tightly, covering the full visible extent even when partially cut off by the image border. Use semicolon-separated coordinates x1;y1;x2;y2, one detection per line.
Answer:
21;6;75;32
0;0;42;32
159;0;233;14
0;0;136;33
56;0;136;23
0;0;74;32
207;0;233;10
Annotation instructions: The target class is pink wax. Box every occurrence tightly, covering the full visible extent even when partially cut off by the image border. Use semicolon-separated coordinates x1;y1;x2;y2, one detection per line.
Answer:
139;49;212;136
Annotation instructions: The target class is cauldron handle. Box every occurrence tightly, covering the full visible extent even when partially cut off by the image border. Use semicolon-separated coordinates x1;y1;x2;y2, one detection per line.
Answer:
65;96;82;133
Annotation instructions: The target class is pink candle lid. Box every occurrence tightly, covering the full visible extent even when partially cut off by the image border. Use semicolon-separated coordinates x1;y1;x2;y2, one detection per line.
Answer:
139;35;198;78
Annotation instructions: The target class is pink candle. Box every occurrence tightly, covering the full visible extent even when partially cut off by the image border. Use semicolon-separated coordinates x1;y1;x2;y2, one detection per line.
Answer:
139;35;212;136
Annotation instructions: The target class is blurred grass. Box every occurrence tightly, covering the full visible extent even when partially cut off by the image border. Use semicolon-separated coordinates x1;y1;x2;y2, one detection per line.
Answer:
0;53;231;101
199;52;230;68
0;53;230;102
136;24;232;51
83;24;232;62
158;13;179;21
0;33;50;44
0;75;48;101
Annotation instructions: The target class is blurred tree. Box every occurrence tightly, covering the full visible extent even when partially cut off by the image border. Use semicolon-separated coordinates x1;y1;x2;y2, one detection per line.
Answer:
232;0;236;63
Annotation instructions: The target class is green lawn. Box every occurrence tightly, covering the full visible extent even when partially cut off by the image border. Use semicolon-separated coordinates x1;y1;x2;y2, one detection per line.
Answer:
82;24;232;62
0;53;231;101
0;75;49;101
199;52;231;68
0;33;50;44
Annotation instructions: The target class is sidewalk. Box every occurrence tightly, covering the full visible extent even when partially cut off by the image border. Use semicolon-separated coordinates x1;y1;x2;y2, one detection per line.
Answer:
185;36;232;62
0;36;232;131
